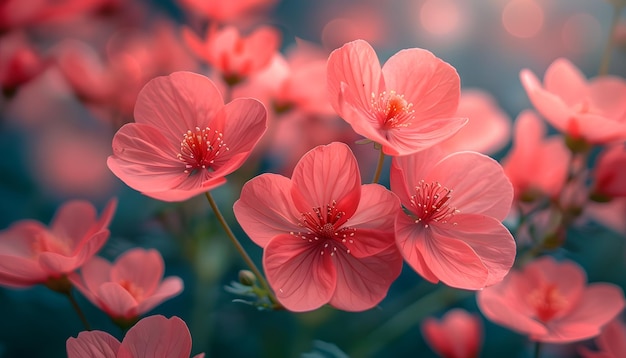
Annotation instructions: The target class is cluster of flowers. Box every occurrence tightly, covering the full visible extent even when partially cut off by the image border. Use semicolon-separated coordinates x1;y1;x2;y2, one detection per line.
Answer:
1;0;626;357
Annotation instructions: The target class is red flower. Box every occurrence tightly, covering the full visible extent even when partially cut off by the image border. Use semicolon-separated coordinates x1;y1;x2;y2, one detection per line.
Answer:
477;256;626;343
327;39;467;156
107;71;267;202
233;142;402;312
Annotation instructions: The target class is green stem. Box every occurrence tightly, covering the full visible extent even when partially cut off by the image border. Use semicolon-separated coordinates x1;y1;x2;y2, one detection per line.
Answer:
66;291;92;331
534;341;542;358
599;4;623;76
371;147;385;184
204;191;279;307
349;286;471;357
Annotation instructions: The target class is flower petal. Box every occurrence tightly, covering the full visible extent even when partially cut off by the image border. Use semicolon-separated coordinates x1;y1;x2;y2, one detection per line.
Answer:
69;256;112;303
390;146;443;209
263;234;336;312
118;315;192;358
111;249;164;295
38;230;109;275
543;58;588;106
97;282;139;319
136;277;184;315
383;116;468;156
66;331;121;358
394;212;439;283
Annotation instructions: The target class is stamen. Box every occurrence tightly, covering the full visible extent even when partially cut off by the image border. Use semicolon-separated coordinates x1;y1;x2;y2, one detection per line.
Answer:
177;127;228;175
410;180;458;225
370;90;415;129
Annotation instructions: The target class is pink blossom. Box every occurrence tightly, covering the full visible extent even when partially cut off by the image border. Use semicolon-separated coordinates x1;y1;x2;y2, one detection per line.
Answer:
580;318;626;358
70;248;183;320
520;58;626;144
477;256;626;343
0;199;116;288
66;315;205;358
327;39;467;156
0;32;49;96
107;71;267;202
390;146;515;289
439;89;511;155
591;144;626;200
182;25;280;85
502;110;571;201
233;142;402;312
422;308;482;358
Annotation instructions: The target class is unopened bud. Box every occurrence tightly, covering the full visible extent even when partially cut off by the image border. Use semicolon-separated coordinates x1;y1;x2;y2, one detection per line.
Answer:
238;270;257;286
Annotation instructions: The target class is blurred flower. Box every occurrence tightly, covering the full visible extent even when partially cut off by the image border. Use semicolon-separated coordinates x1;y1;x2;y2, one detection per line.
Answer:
0;32;49;97
66;315;205;358
439;88;511;155
477;256;626;343
502;110;571;201
421;308;482;358
107;71;267;202
580;317;626;358
591;144;626;200
390;146;515;290
177;0;276;23
234;142;402;312
182;25;280;86
327;39;467;156
0;199;116;288
70;248;183;321
520;58;626;144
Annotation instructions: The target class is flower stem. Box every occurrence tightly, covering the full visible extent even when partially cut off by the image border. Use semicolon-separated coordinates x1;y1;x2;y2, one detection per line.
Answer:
204;191;279;307
534;341;542;358
371;147;385;184
599;4;623;76
65;290;92;331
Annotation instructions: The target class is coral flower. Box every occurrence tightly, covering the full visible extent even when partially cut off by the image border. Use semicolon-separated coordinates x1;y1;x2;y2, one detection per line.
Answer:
477;256;626;343
520;58;626;144
502;110;571;201
580;318;626;358
591;144;626;200
70;248;183;321
182;25;280;85
0;199;116;288
66;315;205;358
421;308;482;358
233;142;403;312
327;39;467;156
390;146;516;289
107;71;267;202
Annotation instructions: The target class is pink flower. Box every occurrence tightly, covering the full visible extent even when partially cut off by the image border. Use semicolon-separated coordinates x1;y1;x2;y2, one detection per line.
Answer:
66;315;205;358
182;25;280;84
502;110;571;201
580;318;626;358
107;71;267;202
390;146;516;289
477;256;626;343
233;142;403;312
70;248;183;320
591;144;626;200
520;58;626;144
0;199;116;288
0;32;48;96
327;39;467;156
439;89;511;155
421;308;482;358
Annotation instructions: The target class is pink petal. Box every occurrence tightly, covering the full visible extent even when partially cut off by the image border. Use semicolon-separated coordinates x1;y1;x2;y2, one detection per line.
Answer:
0;220;45;258
111;249;164;295
210;97;268;174
596;318;626;357
382;48;460;122
233;173;301;247
118;315;192;358
290;143;361;220
428;151;513;220
136;277;184;315
69;256;112;303
141;177;228;202
50;200;97;249
97;282;139;319
390;146;444;207
523;256;586;312
543;58;588;106
542;284;626;343
520;69;571;134
344;184;399;258
383;116;468;156
38;230;109;275
0;254;47;287
133;71;225;145
394;213;440;284
329;245;402;311
422;309;482;358
66;331;121;358
430;214;516;287
327;39;383;122
263;234;336;312
107;123;187;193
588;77;626;120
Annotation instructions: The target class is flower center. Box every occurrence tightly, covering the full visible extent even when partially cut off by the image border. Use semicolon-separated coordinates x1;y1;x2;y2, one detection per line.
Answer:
527;283;567;322
177;126;229;175
371;90;414;129
119;279;144;301
410;180;459;227
290;200;356;256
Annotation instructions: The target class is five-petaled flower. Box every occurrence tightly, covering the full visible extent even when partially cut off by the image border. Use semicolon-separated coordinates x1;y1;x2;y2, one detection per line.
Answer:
107;71;268;202
390;146;516;289
327;39;467;156
233;142;403;312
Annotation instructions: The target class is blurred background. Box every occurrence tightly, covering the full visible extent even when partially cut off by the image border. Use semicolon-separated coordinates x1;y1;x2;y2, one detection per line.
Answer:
1;0;625;357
